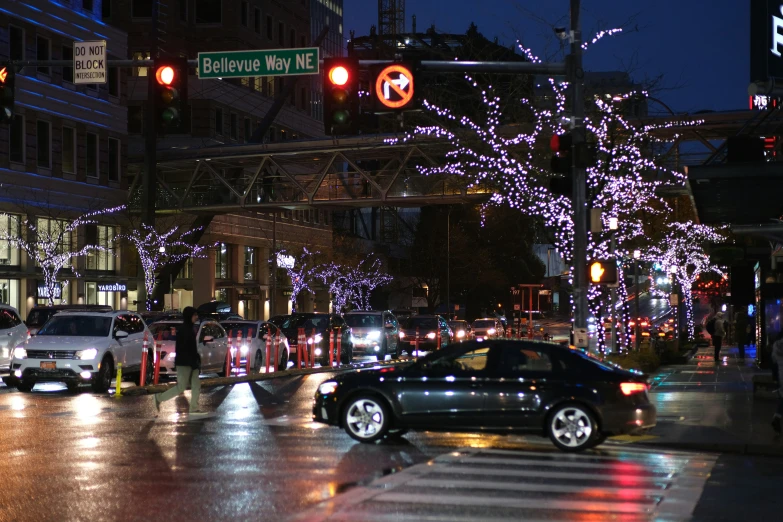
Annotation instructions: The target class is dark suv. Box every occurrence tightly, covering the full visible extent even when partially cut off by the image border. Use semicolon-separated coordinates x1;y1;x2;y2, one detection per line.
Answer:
278;313;353;365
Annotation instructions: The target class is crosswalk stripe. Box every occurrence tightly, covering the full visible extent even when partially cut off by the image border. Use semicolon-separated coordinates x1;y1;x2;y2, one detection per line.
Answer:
436;454;702;472
405;477;668;497
426;463;668;483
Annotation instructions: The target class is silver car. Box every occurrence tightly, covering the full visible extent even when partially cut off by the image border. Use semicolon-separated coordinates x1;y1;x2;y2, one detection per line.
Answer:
220;320;291;371
0;305;28;377
147;320;230;377
344;311;400;361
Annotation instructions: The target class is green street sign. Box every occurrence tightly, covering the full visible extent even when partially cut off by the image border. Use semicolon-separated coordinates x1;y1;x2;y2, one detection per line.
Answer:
197;47;319;79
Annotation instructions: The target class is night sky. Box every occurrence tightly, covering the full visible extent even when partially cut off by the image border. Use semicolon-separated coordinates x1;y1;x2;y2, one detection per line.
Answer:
343;0;748;114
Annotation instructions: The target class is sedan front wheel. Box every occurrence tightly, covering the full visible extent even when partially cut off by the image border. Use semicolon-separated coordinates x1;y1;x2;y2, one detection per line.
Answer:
547;403;598;452
342;394;389;443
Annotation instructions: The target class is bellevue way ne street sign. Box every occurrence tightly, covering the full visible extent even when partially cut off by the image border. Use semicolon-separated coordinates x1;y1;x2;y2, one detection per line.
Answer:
197;48;319;79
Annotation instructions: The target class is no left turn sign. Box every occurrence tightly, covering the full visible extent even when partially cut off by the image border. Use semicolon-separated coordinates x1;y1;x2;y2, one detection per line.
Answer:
374;64;415;110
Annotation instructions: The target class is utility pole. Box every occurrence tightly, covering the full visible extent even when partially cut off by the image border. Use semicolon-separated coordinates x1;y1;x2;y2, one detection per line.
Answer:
634;250;641;351
570;0;589;336
271;213;277;317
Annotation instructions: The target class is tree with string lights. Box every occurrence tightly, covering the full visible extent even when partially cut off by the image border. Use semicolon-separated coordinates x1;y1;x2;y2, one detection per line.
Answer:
389;30;703;351
0;206;125;305
317;262;352;314
347;255;394;310
120;224;210;311
278;247;321;313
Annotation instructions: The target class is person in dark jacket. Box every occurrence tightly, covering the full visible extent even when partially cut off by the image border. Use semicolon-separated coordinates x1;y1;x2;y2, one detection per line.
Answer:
153;307;206;416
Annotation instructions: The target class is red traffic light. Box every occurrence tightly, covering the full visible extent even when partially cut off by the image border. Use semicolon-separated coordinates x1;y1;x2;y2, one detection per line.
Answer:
155;65;176;86
550;133;572;153
328;66;349;86
0;67;7;84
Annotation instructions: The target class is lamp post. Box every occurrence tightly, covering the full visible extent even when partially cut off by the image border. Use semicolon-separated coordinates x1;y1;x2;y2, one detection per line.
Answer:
633;249;641;351
608;218;618;353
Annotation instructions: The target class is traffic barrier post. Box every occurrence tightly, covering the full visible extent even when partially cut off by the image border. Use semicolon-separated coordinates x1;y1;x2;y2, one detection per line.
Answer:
265;329;272;373
140;332;149;387
246;329;253;374
115;363;122;397
153;332;162;385
310;328;317;368
336;328;342;366
297;328;305;369
415;327;420;357
436;328;441;350
227;330;233;376
329;329;335;367
274;330;280;372
235;331;243;372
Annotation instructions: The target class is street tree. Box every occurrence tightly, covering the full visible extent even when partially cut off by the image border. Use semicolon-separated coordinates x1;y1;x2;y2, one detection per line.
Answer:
347;255;394;310
278;247;321;313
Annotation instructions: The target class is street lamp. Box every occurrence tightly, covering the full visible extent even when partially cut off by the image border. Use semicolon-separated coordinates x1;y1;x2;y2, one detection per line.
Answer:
608;217;619;230
159;245;166;253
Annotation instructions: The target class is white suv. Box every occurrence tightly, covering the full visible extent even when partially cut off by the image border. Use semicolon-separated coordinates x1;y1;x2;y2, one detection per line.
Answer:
0;305;28;377
8;310;152;393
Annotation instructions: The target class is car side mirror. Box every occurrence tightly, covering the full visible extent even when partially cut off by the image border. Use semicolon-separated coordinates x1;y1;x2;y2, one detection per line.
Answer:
202;335;214;344
115;330;129;339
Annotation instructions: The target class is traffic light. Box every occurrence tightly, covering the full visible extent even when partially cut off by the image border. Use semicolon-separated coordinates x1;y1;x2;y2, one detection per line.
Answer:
323;57;358;135
152;58;189;133
550;133;573;174
589;260;619;286
0;63;15;124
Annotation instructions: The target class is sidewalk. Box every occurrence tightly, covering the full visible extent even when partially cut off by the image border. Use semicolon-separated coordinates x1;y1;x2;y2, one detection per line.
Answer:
635;344;783;456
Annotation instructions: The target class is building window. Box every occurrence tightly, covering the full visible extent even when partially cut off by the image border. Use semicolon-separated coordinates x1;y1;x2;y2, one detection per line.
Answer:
253;77;262;93
244;246;257;280
108;58;119;96
132;50;151;76
178;257;193;279
62;45;74;83
108;138;120;182
244;118;252;142
86;225;115;271
128;106;143;133
230;113;237;140
241;1;248;26
215;243;230;279
10;26;24;61
86;132;99;178
37;36;50;75
195;0;221;24
10;115;24;164
264;77;274;97
102;0;111;18
37;218;71;257
278;22;284;45
179;0;187;22
0;214;21;266
132;0;153;17
62;127;76;174
37;120;51;169
254;8;261;33
289;29;295;48
215;107;223;135
267;16;273;40
82;0;94;10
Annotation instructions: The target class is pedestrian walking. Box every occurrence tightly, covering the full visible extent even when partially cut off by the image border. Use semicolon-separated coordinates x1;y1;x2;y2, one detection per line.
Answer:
711;312;726;361
734;310;748;360
153;307;206;416
770;332;783;434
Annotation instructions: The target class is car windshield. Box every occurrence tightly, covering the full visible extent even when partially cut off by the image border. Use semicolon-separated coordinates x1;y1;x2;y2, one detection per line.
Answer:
401;317;437;330
26;309;57;327
283;315;330;329
37;316;112;337
449;321;467;330
345;314;382;328
473;320;495;328
222;322;260;338
148;323;180;341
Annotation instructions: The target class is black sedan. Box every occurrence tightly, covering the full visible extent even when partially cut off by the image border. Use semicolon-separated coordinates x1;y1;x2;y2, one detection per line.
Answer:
313;340;656;452
279;313;353;366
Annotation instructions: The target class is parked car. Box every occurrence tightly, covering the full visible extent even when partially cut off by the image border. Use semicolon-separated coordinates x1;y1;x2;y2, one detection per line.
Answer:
391;309;416;322
278;313;353;366
220;320;291;371
398;315;452;353
25;305;113;335
147;319;229;378
0;305;29;377
313;340;656;452
268;315;290;328
344;310;400;360
448;320;472;341
471;318;504;341
8;310;152;393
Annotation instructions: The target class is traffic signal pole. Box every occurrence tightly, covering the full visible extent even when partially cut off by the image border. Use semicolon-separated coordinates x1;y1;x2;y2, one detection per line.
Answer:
570;0;589;337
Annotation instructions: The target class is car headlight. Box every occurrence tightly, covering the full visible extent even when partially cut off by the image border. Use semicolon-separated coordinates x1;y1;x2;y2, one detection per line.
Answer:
318;381;338;395
427;332;436;339
457;330;466;338
76;348;98;360
307;334;324;345
240;344;249;355
367;330;381;340
487;328;496;335
13;347;27;359
167;351;177;360
399;331;405;339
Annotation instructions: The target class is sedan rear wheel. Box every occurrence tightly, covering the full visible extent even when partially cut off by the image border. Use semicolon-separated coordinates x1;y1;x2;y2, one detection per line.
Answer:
253;349;264;373
547;403;597;452
342;395;389;443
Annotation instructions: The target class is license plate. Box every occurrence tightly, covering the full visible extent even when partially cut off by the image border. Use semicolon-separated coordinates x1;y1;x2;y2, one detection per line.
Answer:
40;361;56;370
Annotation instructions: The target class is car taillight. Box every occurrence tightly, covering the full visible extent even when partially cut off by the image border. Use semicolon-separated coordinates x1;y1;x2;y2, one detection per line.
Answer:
620;382;648;395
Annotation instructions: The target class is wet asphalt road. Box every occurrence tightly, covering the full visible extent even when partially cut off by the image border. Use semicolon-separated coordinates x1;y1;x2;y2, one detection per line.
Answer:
1;372;781;522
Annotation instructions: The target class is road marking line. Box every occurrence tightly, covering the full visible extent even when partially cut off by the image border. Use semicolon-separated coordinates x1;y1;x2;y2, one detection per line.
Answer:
427;463;667;482
406;477;667;497
437;454;674;472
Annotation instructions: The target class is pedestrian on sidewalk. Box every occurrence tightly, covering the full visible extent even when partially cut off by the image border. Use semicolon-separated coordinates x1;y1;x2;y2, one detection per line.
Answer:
711;312;726;361
770;332;783;434
734;310;748;359
153;306;206;416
